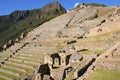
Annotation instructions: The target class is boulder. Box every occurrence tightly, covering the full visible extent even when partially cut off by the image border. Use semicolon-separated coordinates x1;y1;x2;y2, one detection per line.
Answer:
3;43;10;49
15;38;20;42
3;40;15;50
20;33;26;39
8;40;14;46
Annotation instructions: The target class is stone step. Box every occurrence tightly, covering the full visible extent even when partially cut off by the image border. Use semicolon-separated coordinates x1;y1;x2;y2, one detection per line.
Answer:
5;61;34;70
9;58;40;66
1;65;26;73
0;74;13;80
0;68;19;77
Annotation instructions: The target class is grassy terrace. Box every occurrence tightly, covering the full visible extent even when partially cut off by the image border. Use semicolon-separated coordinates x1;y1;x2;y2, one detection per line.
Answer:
7;60;38;68
0;67;26;78
5;63;33;73
88;30;120;38
12;55;44;64
20;52;44;56
77;37;120;44
13;53;44;61
87;69;120;80
0;77;6;80
77;30;120;44
12;56;42;63
0;71;19;80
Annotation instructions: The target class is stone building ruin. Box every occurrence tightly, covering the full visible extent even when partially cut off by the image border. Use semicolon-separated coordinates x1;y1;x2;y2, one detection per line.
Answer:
44;52;68;68
69;52;83;63
36;64;53;80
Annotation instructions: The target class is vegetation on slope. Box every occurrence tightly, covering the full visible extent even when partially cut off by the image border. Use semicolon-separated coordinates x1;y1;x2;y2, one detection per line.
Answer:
0;1;66;48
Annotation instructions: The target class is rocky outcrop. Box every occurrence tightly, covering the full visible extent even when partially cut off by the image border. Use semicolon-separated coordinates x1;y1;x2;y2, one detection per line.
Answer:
41;1;66;13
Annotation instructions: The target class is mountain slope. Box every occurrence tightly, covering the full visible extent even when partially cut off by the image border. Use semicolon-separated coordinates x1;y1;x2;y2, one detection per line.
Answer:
0;1;66;48
0;3;120;80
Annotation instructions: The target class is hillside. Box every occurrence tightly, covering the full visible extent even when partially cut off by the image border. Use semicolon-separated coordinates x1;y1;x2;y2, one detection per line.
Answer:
0;1;66;48
0;3;120;80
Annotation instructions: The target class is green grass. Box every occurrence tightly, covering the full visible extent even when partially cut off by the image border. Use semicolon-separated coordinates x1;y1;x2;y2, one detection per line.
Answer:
95;50;104;54
5;63;33;73
0;77;6;80
12;56;42;63
87;69;120;80
8;59;38;67
81;30;120;44
1;67;26;78
56;42;64;51
15;53;43;59
0;71;19;80
65;77;72;80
